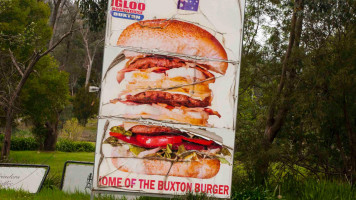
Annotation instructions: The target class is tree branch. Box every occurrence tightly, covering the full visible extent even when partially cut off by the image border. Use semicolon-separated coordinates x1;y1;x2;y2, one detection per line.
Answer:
40;28;76;57
9;49;23;77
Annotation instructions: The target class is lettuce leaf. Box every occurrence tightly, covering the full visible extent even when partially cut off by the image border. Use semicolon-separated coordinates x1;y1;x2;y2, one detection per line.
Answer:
220;147;232;157
110;126;132;136
103;136;123;146
217;157;231;165
177;144;186;155
129;145;146;156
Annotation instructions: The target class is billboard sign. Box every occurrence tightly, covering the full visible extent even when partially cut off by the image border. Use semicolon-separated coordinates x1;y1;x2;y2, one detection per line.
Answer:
93;0;245;198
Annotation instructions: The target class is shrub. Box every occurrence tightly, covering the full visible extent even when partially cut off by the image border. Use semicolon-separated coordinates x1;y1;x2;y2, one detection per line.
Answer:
73;86;99;126
7;137;95;152
10;137;39;151
56;139;95;152
55;139;76;152
74;141;95;152
231;185;276;200
13;129;32;137
60;118;85;141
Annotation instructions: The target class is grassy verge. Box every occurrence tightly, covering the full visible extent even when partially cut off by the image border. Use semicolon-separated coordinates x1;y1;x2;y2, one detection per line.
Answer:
5;151;94;188
1;151;355;199
0;188;117;200
8;151;94;175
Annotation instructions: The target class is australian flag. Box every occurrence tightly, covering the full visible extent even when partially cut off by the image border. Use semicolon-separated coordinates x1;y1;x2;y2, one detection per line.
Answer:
178;0;199;11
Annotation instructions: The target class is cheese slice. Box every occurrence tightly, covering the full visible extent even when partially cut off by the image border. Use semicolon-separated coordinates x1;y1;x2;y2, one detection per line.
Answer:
118;103;211;126
120;71;212;100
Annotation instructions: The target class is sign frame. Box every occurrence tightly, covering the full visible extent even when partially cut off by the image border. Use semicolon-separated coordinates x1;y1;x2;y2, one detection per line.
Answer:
0;163;50;194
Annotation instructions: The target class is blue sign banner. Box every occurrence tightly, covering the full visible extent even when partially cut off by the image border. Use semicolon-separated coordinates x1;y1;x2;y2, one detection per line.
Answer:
111;11;144;21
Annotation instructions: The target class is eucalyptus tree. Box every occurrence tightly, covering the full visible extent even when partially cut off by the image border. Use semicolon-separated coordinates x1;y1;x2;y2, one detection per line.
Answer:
0;0;73;158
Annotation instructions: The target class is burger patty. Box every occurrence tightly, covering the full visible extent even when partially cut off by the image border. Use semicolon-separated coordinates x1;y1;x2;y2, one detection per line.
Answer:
130;125;182;135
126;91;211;107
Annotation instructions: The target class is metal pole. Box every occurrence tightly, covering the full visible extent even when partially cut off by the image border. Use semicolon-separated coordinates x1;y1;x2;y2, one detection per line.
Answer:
90;191;95;200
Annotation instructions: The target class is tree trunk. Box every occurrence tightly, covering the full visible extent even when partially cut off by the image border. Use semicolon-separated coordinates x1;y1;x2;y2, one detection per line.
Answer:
257;0;304;184
50;0;62;28
343;93;356;179
43;121;59;151
49;0;65;47
85;60;93;87
1;107;13;160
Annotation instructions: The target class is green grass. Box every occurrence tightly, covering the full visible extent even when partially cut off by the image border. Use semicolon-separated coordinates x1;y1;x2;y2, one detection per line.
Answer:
1;151;355;199
8;151;94;175
281;179;356;200
0;188;117;200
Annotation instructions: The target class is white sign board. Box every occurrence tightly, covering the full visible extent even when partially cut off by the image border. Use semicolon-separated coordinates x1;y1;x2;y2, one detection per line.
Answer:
93;0;246;198
61;161;94;194
0;164;49;193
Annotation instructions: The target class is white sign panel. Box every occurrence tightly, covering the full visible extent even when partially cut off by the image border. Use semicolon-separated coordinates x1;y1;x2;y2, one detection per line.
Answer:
93;0;246;198
61;162;94;194
0;164;48;193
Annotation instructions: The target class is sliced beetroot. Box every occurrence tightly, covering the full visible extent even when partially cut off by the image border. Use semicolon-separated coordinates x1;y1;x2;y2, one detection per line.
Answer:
182;137;214;146
173;142;205;151
207;142;222;149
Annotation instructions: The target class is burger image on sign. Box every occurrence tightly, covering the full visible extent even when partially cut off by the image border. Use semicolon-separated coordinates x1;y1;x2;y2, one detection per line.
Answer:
103;122;232;179
109;19;228;127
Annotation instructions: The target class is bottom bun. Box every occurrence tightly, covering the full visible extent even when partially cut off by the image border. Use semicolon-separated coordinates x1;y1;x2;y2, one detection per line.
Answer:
111;157;220;179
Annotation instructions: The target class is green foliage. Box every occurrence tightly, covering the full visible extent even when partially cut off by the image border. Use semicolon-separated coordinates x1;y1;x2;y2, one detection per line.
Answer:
231;186;276;200
8;137;94;152
280;178;356;200
73;86;99;126
13;129;32;138
56;139;95;152
79;0;108;32
60;118;85;141
21;55;70;125
10;137;39;151
237;0;356;185
0;0;51;59
20;55;70;149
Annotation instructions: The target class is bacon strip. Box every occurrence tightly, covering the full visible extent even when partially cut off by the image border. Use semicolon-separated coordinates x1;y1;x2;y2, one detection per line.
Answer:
126;91;212;108
130;125;182;135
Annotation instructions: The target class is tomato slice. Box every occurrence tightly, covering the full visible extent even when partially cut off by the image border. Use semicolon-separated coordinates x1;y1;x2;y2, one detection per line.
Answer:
182;137;214;146
136;135;182;148
109;132;146;148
